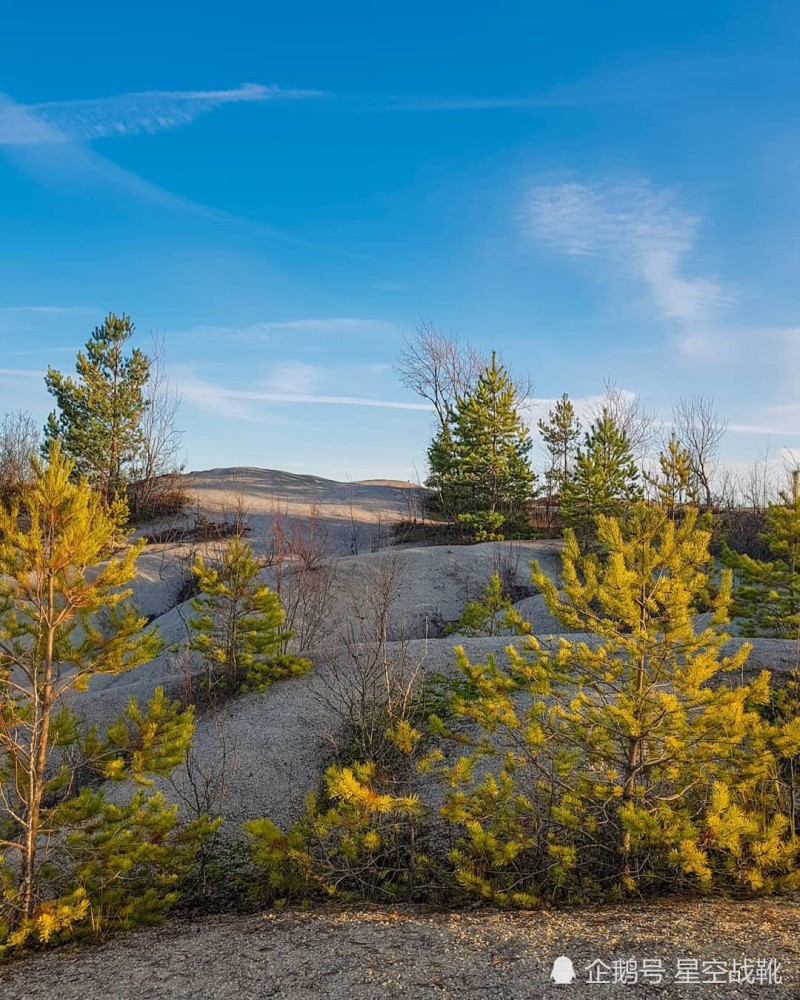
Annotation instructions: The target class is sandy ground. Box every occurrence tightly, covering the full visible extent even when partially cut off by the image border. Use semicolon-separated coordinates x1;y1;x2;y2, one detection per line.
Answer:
4;898;799;999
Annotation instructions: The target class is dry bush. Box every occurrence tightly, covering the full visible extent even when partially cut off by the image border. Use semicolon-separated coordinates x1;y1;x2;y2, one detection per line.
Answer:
0;410;39;504
128;333;187;523
265;503;337;654
712;507;771;561
128;473;190;524
315;550;425;767
490;540;533;601
164;707;245;911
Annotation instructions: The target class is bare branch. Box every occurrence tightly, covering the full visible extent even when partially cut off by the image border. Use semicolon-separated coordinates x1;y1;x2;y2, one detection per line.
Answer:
394;319;487;431
672;395;727;509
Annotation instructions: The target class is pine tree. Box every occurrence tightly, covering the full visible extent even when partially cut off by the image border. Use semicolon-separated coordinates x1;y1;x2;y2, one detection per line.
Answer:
447;572;521;637
439;504;800;903
537;393;581;499
560;408;641;543
646;433;697;518
43;313;150;509
190;536;311;695
435;353;535;539
425;421;457;513
724;472;800;638
0;443;207;946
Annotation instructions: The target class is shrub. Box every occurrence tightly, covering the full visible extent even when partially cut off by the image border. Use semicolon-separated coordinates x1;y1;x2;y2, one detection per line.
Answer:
189;536;310;697
435;504;800;904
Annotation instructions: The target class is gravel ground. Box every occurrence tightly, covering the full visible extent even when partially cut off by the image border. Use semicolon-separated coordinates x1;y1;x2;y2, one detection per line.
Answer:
3;899;798;999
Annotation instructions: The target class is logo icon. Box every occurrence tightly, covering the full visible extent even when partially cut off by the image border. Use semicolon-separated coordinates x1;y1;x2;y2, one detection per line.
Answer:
551;956;577;984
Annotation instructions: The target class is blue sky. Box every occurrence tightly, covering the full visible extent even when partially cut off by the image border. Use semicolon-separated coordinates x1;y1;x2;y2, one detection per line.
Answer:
1;1;799;481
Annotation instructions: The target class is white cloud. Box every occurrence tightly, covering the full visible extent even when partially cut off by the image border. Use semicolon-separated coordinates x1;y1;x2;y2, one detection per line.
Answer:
0;305;98;317
180;318;400;342
521;179;727;353
524;389;638;435
0;93;335;249
173;374;267;422
173;372;431;419
388;94;559;111
728;422;800;437
0;368;43;379
0;84;323;146
262;361;321;396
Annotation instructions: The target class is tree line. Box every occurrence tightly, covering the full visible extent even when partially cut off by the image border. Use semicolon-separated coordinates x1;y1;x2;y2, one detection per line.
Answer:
396;321;762;546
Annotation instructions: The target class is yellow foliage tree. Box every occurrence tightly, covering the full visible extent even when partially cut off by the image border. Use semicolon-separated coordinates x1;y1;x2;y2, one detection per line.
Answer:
440;504;800;902
0;443;205;946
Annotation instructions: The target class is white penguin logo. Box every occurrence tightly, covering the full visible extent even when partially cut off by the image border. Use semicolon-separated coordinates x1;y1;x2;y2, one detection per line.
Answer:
551;955;577;984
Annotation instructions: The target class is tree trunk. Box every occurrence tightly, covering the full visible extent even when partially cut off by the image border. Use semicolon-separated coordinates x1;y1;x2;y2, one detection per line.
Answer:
20;583;55;921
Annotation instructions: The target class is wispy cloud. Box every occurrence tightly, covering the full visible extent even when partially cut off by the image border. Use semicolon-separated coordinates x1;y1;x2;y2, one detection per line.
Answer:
0;368;43;380
521;178;727;356
387;94;559;112
527;390;637;430
728;422;800;437
262;361;322;396
0;92;353;254
0;82;593;150
0;84;324;146
0;305;97;315
176;318;400;343
175;372;431;420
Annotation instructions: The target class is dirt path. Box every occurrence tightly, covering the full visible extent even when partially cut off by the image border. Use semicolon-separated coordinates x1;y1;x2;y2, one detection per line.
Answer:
4;899;798;999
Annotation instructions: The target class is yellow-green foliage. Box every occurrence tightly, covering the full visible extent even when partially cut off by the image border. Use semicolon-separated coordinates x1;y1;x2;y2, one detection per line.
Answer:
190;536;310;695
439;503;800;904
645;433;697;517
246;723;428;903
0;443;214;953
724;480;800;638
448;572;530;637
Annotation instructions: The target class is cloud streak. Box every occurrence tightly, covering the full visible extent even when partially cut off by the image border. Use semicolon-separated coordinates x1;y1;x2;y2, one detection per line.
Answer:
521;179;727;355
0;84;324;146
0;92;356;255
727;422;800;437
178;318;400;343
0;82;587;149
176;373;432;420
0;368;43;380
0;305;97;315
386;94;559;112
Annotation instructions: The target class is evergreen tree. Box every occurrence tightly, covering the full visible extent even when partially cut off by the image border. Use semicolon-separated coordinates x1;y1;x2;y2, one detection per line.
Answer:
425;421;457;512
724;472;800;638
434;353;535;539
537;393;581;499
439;504;800;903
0;443;207;946
43;313;150;509
646;433;697;518
560;408;641;543
190;536;311;695
446;572;529;637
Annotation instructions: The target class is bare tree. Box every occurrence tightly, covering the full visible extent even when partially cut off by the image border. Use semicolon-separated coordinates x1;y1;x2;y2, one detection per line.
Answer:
316;551;423;766
265;502;338;654
743;445;779;512
129;332;186;520
0;410;39;498
590;379;655;464
394;320;487;431
672;395;727;510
